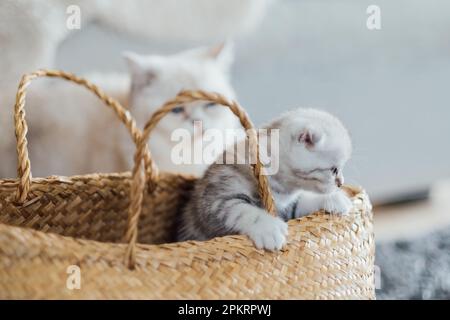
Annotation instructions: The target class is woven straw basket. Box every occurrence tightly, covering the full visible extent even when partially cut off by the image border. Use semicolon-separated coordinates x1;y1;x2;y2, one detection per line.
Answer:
0;70;375;299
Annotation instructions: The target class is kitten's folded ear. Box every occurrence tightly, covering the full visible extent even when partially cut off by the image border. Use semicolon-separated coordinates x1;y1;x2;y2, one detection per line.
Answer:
299;128;323;148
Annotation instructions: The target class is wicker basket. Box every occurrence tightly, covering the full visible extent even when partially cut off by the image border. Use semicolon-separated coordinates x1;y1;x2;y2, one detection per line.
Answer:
0;70;375;299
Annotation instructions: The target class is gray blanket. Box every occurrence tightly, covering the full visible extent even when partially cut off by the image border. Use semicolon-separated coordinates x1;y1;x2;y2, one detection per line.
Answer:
375;226;450;299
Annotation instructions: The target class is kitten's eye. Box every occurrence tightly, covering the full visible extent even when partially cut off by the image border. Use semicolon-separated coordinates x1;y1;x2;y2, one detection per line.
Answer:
204;103;216;108
331;167;338;175
172;106;185;114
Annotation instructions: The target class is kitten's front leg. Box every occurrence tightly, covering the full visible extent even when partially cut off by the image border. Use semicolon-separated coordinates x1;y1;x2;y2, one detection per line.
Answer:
224;203;288;251
294;189;352;218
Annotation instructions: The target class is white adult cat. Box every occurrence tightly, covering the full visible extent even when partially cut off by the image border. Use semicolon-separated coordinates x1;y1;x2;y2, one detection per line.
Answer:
124;43;240;176
0;44;238;178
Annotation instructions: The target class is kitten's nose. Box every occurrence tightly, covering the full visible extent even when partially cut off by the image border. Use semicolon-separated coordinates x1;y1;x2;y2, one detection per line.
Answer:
335;176;343;187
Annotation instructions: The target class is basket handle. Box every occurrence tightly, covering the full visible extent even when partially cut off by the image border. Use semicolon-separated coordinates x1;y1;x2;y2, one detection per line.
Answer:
13;69;153;203
124;90;277;268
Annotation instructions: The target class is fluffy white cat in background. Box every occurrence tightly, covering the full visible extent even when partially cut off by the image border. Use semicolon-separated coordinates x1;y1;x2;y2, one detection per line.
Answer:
124;43;240;175
0;44;240;178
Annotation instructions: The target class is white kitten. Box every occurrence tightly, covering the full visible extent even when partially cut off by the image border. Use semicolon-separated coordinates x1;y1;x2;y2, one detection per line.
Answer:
178;108;353;251
267;108;353;218
124;43;240;176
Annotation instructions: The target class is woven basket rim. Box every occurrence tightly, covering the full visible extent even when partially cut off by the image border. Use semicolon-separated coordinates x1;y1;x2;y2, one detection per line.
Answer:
0;183;371;269
0;171;196;184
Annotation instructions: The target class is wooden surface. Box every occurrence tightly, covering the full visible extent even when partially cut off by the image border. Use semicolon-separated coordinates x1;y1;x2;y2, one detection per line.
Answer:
374;180;450;243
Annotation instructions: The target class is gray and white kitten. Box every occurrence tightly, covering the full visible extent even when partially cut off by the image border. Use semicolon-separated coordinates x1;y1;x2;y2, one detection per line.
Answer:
177;108;353;250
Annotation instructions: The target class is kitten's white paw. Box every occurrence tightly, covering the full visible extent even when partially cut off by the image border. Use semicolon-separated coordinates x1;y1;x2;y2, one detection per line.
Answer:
247;213;288;251
324;190;353;215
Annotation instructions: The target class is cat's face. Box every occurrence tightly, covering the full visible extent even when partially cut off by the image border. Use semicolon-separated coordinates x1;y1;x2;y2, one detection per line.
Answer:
273;109;352;194
124;44;238;137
